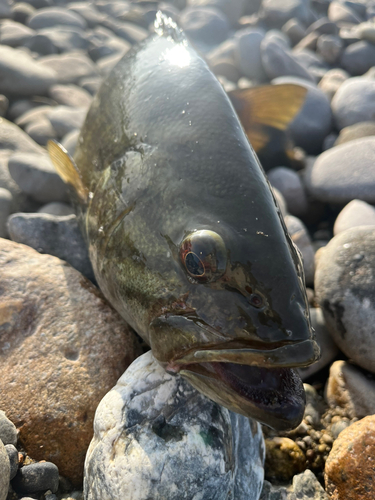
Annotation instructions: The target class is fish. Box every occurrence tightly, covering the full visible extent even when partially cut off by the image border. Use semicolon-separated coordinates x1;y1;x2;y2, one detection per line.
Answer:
48;12;320;431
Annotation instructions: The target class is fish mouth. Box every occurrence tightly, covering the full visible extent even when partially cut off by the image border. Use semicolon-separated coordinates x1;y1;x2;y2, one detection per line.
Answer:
168;340;320;431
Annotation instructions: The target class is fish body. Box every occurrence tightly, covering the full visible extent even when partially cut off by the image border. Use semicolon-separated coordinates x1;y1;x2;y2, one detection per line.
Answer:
49;13;319;431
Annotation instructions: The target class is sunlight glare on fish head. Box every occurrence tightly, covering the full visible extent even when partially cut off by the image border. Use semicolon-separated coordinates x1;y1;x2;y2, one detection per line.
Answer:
163;43;191;68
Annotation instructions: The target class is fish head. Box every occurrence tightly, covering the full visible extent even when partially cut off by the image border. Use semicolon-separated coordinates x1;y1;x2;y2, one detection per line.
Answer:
148;216;319;430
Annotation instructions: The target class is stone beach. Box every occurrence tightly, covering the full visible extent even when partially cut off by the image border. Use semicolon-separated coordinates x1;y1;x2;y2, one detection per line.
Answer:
0;0;375;499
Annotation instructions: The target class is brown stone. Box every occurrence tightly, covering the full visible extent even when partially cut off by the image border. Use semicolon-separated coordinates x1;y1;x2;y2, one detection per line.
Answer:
325;415;375;500
0;238;142;486
265;437;306;482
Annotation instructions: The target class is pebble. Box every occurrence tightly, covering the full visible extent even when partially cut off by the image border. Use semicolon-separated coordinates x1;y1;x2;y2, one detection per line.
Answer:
12;462;59;495
326;360;375;419
25;33;59;56
0;238;141;486
273;77;332;155
187;0;246;26
15;105;52;129
298;307;339;380
316;34;343;64
333;199;375;235
282;18;306;46
292;468;328;500
67;3;106;28
27;7;87;30
61;129;80;157
38;52;99;85
325;415;375;500
334;120;375;146
84;351;265;500
259;480;289;500
0;95;8;117
356;21;375;44
315;226;375;374
0;45;57;97
327;1;362;24
307;17;339;36
341;41;375;76
47;105;87;138
38;202;75;216
0;20;36;48
36;26;89;53
26;118;57;146
294;31;319;52
233;28;268;82
304;137;375;204
284;215;315;286
0;187;12;238
331;78;375;130
8;152;68;203
259;0;314;28
267;167;308;217
12;2;36;24
5;444;18;480
80;76;102;96
318;68;349;101
261;36;315;82
0;439;10;500
8;213;93;280
179;7;230;45
264;437;305;482
0;411;17;447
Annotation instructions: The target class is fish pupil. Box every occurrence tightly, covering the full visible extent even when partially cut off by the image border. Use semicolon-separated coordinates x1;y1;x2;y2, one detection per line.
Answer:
249;294;263;308
185;252;205;277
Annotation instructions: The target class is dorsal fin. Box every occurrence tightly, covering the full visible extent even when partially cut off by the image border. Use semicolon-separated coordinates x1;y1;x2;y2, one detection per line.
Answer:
47;140;88;203
228;84;308;152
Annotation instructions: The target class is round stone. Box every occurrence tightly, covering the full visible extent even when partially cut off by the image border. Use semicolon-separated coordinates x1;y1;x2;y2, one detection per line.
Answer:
333;199;375;235
331;78;375;130
315;226;375;374
341;41;375;76
304;137;375;204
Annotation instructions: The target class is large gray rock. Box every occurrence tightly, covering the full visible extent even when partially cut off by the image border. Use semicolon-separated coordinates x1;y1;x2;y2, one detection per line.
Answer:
261;36;315;83
84;351;265;500
8;213;94;281
0;46;56;97
27;7;87;30
304;137;375;204
0;440;10;500
8;152;68;203
334;199;375;235
331;78;375;130
315;226;375;374
233;28;267;82
273;77;332;154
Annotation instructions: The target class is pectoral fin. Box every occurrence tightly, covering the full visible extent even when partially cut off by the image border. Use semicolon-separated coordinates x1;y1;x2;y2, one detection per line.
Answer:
228;84;307;151
47;140;88;203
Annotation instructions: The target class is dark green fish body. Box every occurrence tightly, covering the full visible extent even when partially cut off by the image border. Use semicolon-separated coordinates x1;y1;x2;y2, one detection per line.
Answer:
49;13;319;431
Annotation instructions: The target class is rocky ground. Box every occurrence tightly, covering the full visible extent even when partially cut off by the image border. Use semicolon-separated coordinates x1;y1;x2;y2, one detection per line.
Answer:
0;0;375;498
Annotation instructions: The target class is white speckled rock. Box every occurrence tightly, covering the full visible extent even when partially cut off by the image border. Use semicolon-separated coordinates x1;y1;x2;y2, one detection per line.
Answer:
84;351;265;500
333;199;375;235
315;226;375;374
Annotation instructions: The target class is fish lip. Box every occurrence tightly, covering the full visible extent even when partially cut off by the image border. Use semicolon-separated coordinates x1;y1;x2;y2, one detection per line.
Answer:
170;339;320;370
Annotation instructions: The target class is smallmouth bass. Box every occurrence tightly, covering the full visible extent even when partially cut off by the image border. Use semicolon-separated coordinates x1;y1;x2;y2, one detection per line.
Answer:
49;13;319;431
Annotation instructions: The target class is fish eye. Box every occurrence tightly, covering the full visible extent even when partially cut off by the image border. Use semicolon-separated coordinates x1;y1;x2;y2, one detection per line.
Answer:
248;293;264;309
180;230;227;283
